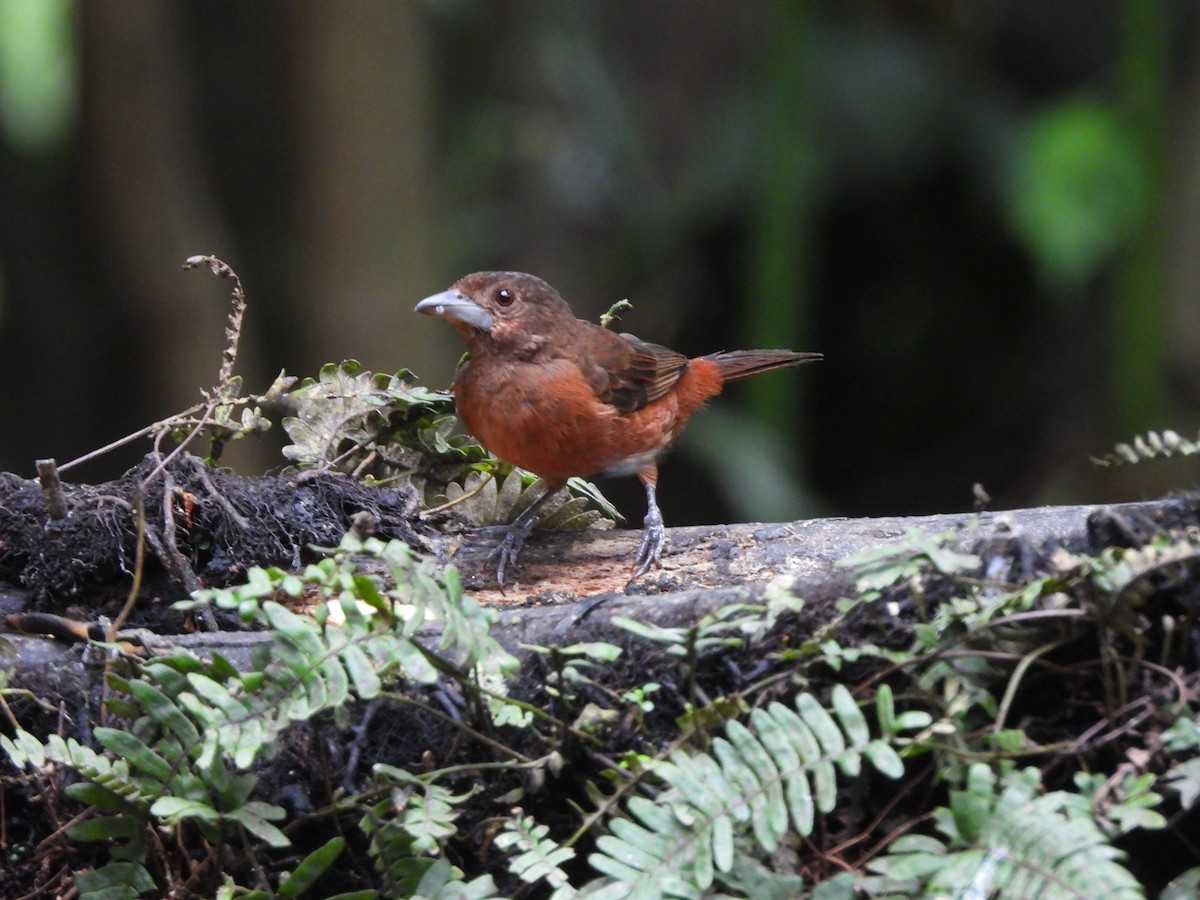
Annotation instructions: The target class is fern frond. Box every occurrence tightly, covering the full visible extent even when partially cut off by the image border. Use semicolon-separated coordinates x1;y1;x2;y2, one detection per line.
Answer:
359;767;498;898
2;730;160;899
410;856;501;899
866;764;1143;898
165;535;517;776
837;527;981;592
611;603;769;657
1163;712;1200;812
495;813;577;895
2;731;157;808
585;685;911;896
1086;532;1200;610
4;531;521;897
74;861;157;900
1092;428;1200;466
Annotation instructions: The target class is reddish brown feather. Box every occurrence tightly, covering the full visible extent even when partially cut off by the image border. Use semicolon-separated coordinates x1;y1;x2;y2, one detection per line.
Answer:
704;349;825;381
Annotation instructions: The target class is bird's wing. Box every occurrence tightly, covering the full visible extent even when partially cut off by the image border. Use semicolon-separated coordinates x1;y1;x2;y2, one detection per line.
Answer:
575;328;689;413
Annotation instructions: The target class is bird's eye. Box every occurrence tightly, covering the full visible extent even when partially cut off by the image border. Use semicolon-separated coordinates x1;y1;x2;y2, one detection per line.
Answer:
495;288;516;307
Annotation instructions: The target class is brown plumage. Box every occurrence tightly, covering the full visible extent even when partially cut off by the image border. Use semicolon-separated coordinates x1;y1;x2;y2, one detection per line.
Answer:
416;271;822;585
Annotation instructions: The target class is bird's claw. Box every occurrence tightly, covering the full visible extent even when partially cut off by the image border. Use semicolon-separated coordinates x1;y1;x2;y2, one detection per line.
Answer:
631;504;665;581
490;514;539;588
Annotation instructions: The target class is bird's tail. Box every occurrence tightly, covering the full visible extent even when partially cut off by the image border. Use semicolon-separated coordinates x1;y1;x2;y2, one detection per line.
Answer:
703;349;823;382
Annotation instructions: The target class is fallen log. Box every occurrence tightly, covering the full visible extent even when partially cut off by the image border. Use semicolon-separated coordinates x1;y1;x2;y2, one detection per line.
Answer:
4;494;1193;704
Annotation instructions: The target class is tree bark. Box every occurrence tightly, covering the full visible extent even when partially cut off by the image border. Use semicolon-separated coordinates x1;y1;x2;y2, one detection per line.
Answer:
5;493;1190;705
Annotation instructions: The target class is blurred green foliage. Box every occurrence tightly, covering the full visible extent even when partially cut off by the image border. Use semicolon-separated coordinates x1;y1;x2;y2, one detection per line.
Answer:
1007;98;1152;291
0;0;76;153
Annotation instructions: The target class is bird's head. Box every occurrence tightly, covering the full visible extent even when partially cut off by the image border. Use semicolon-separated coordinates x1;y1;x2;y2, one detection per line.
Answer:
415;271;576;356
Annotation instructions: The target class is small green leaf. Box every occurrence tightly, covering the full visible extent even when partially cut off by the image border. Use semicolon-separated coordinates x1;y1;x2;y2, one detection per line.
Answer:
340;644;382;698
0;729;47;768
351;574;388;613
65;782;135;811
94;727;172;782
150;796;221;824
67;814;144;842
186;672;250;721
127;681;200;746
208;652;240;681
1161;867;1200;900
227;802;290;848
610;616;685;645
279;836;346;897
557;641;623;662
830;685;869;747
863;741;904;779
711;812;734;875
796;693;849;769
74;862;155;899
893;710;934;732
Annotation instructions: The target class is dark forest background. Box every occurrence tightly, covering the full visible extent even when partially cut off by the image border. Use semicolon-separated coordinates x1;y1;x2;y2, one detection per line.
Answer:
1;1;1199;530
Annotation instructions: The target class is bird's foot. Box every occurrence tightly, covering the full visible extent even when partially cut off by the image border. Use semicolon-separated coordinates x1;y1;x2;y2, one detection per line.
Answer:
482;483;559;589
630;503;665;581
489;513;539;588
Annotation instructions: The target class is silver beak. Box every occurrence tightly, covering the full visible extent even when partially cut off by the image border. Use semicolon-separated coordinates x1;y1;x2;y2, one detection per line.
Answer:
414;289;494;330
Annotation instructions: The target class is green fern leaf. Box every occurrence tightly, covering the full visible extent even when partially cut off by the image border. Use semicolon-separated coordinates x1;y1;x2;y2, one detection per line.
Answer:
225;801;290;848
340;643;383;698
67;814;145;843
1162;867;1200;900
186;672;252;720
868;764;1143;898
723;720;787;851
93;727;170;787
721;854;809;899
1166;758;1200;811
591;796;701;895
411;855;501;899
1092;428;1200;466
764;700;836;813
278;836;346;897
495;814;576;891
64;782;142;813
796;692;851;775
150;796;221;825
1;727;49;768
28;734;152;805
74;861;156;900
124;679;201;747
743;707;809;836
830;683;871;748
587;686;912;896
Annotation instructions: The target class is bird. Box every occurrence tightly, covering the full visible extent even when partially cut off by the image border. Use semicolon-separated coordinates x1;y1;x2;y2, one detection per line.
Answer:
415;271;822;586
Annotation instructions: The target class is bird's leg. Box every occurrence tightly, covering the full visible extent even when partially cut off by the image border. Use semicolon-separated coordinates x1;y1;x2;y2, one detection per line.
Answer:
631;467;664;579
491;482;558;587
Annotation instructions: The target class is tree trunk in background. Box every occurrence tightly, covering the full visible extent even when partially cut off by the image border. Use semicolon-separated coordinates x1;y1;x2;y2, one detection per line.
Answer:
79;4;267;442
1164;56;1200;416
290;2;445;382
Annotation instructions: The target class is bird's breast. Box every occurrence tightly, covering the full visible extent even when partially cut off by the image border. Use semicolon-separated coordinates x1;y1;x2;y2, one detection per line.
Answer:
453;356;722;482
